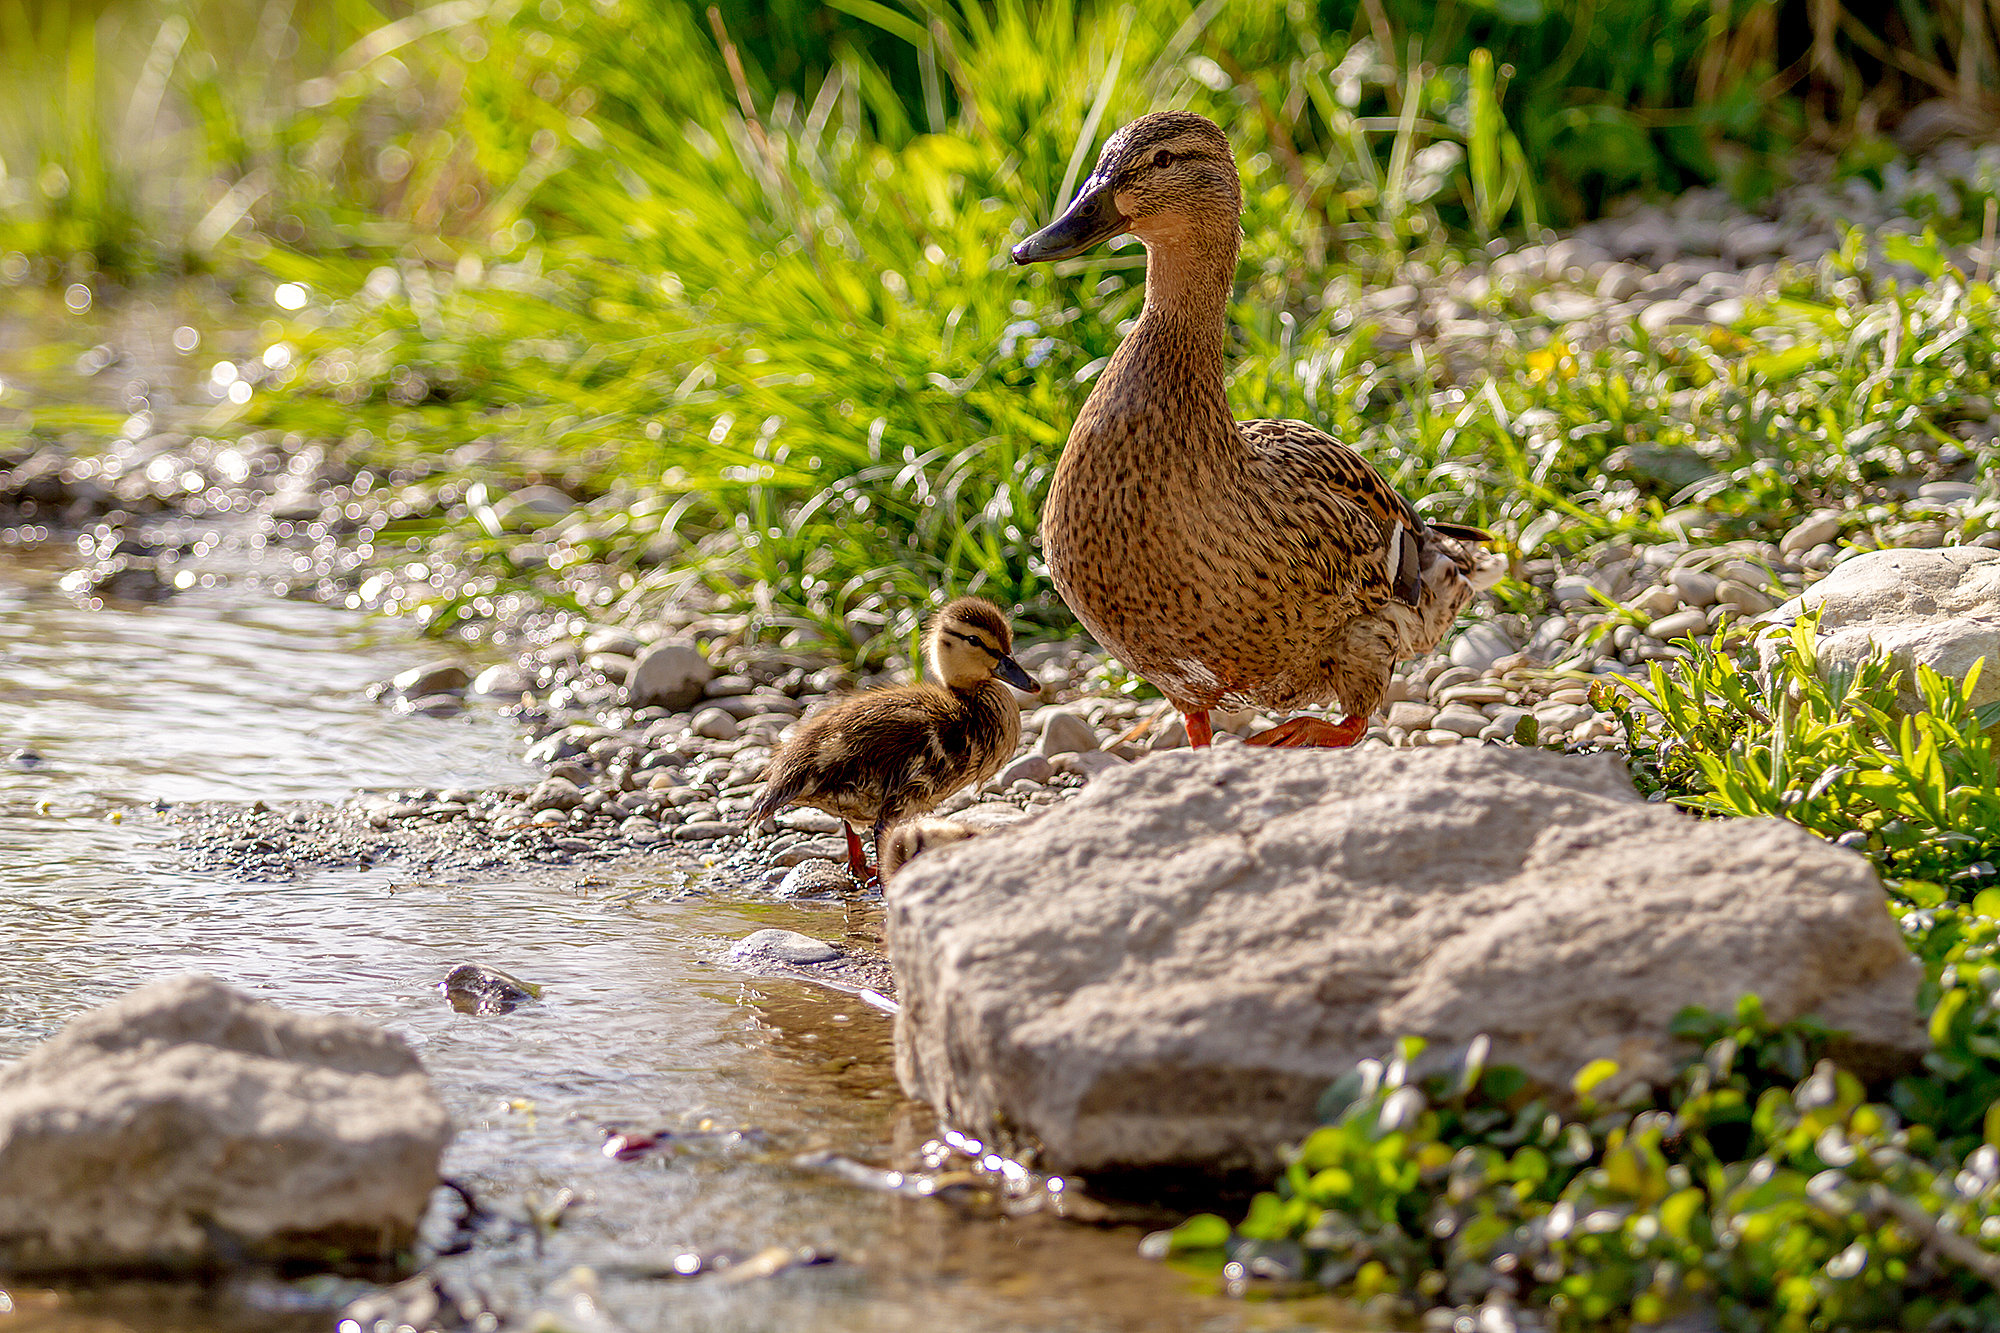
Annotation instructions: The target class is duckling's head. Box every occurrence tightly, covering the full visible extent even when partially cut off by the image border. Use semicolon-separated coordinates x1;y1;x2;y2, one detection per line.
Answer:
1013;111;1239;264
928;596;1040;694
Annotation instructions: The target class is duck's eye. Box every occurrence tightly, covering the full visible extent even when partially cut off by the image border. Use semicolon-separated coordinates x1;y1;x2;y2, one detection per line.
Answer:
1152;148;1174;169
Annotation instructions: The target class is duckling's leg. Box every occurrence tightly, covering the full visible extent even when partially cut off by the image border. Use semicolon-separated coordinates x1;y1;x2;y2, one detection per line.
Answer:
1183;711;1214;748
1245;715;1367;748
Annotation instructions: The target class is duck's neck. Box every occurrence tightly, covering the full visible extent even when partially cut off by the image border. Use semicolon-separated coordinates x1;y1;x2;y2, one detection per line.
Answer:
1088;225;1239;441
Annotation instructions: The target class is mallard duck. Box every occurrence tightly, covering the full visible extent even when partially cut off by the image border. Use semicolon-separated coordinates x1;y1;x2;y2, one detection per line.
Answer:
1012;111;1501;748
878;816;983;883
748;597;1037;880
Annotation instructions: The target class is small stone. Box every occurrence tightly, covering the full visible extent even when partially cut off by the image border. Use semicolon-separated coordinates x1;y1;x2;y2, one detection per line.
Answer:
1448;624;1515;673
1436;683;1510;707
1918;481;1979;504
1669;569;1721;607
389;660;470;697
469;663;530;696
1552;575;1603;608
399;694;462;717
438;964;541;1015
1036;710;1099;757
1715;580;1775;615
774;836;848;867
996;753;1054;787
776;808;844;834
529;777;585;812
1533;702;1593;732
1596;262;1645;301
626;642;712;711
1425;668;1479;700
1050;750;1128;780
1780;511;1845;559
1430;704;1490;737
703;674;757;698
1632;584;1681;618
730;929;840;966
582;627;642;658
675;820;735;843
689;708;741;742
776;859;856;897
1647;608;1711;641
585;652;634;684
1414;728;1463;747
1386;701;1436;731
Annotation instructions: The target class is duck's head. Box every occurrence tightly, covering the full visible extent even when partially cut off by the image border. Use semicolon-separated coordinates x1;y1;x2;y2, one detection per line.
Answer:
1012;111;1240;264
928;596;1039;694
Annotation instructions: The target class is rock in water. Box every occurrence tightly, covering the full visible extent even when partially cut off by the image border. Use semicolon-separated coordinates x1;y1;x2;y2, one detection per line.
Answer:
886;748;1923;1176
0;974;452;1273
1762;547;2000;712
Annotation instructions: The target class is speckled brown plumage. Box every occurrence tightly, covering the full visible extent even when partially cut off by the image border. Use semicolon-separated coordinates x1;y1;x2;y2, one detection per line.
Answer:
1018;111;1499;728
747;598;1030;865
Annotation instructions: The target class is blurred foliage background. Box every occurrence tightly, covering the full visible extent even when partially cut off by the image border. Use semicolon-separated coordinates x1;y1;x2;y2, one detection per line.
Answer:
5;0;2000;279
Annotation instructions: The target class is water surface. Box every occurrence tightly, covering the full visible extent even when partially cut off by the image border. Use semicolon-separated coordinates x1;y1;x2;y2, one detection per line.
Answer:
0;551;1357;1333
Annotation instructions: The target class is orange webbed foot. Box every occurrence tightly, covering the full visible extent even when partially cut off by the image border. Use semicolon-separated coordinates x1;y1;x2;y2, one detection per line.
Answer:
1245;715;1367;749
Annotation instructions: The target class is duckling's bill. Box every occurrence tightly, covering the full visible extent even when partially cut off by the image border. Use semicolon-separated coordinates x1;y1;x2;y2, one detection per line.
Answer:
994;654;1040;692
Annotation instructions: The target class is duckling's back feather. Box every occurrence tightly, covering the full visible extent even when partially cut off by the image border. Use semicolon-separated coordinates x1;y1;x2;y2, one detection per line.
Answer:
749;681;1020;829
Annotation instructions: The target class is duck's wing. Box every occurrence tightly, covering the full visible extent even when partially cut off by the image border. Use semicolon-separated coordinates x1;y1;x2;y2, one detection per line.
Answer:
1239;419;1490;607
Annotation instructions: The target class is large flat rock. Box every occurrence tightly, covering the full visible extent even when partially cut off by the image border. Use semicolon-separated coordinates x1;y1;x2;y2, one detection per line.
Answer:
886;747;1924;1176
0;974;451;1274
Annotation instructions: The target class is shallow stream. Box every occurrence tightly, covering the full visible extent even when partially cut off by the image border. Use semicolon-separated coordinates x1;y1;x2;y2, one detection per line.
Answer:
0;546;1356;1332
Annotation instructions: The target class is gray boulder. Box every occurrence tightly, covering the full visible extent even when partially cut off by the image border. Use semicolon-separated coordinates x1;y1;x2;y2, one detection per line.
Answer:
1764;546;2000;710
887;747;1922;1176
0;974;451;1273
626;640;712;711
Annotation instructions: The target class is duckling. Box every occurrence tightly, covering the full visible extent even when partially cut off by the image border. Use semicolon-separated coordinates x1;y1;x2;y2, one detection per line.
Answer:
748;597;1038;881
1012;111;1501;749
878;817;983;884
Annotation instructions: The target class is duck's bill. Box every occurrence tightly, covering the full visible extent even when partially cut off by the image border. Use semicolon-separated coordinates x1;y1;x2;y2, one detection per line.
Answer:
995;655;1040;692
1011;180;1125;264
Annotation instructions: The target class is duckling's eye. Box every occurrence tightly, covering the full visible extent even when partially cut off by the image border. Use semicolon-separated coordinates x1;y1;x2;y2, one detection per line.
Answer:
1152;149;1174;169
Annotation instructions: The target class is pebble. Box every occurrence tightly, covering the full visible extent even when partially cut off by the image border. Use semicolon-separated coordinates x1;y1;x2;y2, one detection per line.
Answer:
1780;511;1843;558
776;808;844;834
438;963;541;1015
1049;750;1127;779
1668;568;1721;606
1533;702;1594;732
1716;580;1775;615
1552;575;1603;608
583;627;642;658
1631;584;1680;618
1918;481;1979;503
1430;704;1490;737
1647;608;1711;640
775;859;856;897
627;641;712;710
1036;710;1099;757
675;821;736;843
470;663;530;696
996;753;1054;787
689;707;741;741
389;660;471;697
703;673;757;697
530;777;585;812
1448;623;1515;672
774;836;848;866
1386;701;1437;731
1413;728;1462;747
729;929;840;966
1436;683;1510;707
